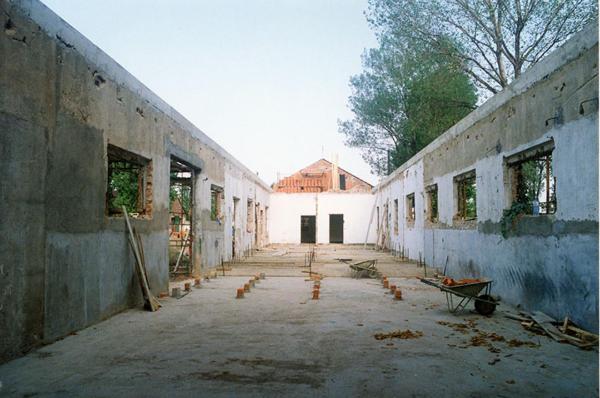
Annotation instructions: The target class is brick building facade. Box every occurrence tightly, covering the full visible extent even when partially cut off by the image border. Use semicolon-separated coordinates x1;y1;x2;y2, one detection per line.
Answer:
273;159;373;193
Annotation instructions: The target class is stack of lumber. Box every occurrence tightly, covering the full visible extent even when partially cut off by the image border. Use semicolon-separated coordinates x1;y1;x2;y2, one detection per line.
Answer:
123;207;161;312
505;311;598;349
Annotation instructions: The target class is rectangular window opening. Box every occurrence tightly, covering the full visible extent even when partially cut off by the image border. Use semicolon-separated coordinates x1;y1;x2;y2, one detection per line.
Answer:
406;193;416;223
393;199;399;234
339;174;346;190
106;144;152;217
455;171;477;220
210;184;223;222
247;199;254;232
426;184;438;223
507;143;556;215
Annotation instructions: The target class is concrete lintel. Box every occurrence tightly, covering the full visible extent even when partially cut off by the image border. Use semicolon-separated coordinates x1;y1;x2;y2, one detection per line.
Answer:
166;141;204;172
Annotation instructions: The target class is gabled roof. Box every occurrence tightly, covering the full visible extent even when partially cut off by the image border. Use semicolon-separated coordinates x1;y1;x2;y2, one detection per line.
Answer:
298;158;373;188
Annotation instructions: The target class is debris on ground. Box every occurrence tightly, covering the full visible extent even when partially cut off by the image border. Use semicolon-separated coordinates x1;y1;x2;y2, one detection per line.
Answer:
507;339;538;348
468;331;511;352
504;311;599;349
374;329;424;340
470;335;489;347
439;319;540;351
437;320;477;334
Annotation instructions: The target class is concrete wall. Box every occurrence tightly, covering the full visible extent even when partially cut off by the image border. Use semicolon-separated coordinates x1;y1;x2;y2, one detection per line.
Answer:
0;0;270;362
375;23;599;331
269;193;376;244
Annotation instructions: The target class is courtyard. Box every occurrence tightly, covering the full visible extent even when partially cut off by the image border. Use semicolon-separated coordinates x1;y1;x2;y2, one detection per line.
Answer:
0;246;596;397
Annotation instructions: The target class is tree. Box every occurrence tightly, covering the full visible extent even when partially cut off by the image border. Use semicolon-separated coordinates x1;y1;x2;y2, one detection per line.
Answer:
367;0;597;96
108;165;141;214
169;173;192;218
339;37;477;175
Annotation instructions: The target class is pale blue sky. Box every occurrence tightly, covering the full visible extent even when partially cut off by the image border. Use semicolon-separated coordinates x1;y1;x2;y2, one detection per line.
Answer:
42;0;379;185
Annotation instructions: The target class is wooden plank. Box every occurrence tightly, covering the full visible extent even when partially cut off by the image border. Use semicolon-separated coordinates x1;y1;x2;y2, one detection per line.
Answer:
530;311;564;341
123;207;159;312
504;313;531;322
566;324;599;340
172;231;190;273
135;230;161;310
561;316;569;333
530;311;581;343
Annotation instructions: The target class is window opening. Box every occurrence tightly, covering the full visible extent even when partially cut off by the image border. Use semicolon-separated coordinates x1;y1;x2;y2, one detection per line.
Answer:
106;144;152;217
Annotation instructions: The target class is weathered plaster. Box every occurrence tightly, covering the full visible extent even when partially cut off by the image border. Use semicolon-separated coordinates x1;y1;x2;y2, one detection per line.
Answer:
375;23;599;331
0;0;271;362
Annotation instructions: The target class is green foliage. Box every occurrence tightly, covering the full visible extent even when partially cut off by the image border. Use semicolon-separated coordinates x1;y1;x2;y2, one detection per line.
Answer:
516;156;553;212
108;165;139;214
500;202;530;238
464;179;477;219
169;172;192;218
210;190;220;221
210;191;217;220
429;189;438;222
339;35;476;175
366;0;597;95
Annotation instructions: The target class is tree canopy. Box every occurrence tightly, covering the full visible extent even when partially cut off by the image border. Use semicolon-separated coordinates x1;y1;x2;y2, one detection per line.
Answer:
367;0;597;96
339;0;595;176
339;36;477;175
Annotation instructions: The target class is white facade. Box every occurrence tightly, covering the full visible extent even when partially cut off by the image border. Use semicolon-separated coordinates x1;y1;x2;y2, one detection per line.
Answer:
269;193;377;244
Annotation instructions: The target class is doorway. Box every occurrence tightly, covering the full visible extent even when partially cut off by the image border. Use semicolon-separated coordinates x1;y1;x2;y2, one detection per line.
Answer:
329;214;344;243
300;215;316;243
169;157;194;277
232;197;239;260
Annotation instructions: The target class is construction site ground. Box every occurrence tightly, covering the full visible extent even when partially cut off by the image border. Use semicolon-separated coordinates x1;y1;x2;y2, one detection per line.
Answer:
225;244;427;278
0;245;597;397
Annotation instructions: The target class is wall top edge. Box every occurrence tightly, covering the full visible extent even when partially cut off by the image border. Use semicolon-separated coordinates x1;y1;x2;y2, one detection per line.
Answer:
375;21;599;191
13;0;271;192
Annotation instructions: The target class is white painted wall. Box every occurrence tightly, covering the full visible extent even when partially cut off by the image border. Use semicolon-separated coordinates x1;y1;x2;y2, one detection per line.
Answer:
317;193;377;244
372;24;598;331
268;193;376;244
268;194;316;243
381;161;425;259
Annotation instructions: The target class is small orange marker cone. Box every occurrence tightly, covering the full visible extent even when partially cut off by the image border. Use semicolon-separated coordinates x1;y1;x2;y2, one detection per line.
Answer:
383;280;389;288
236;288;245;298
312;289;320;300
244;283;250;293
394;289;403;300
390;284;397;293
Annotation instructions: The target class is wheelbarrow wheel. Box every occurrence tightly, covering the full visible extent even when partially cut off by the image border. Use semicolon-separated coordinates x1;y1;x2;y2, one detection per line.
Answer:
475;294;497;315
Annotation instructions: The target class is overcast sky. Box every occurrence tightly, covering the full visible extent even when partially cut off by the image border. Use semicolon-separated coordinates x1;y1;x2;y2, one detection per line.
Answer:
42;0;379;185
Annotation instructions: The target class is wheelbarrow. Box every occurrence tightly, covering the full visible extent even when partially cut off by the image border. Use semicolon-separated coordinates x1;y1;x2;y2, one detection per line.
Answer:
349;260;380;279
420;278;498;315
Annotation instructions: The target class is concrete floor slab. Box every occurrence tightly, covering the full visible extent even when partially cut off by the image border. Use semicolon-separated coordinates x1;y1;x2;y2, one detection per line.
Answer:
225;244;427;278
1;248;597;397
